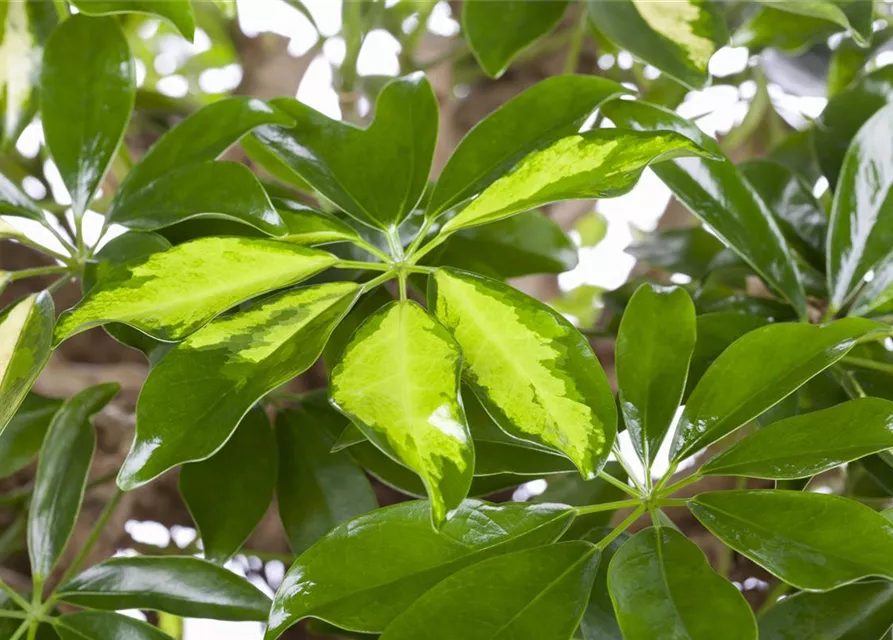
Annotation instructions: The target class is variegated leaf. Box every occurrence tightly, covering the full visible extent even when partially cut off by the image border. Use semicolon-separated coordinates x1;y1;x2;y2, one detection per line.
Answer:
429;268;616;479
330;301;474;525
118;282;360;490
54;237;337;345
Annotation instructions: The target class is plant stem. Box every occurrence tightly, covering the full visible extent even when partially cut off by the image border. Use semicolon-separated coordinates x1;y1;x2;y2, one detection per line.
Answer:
333;260;392;272
658;472;703;499
758;581;792;615
0;611;28;619
563;8;588;74
407;230;450;266
46;274;74;294
653;461;679;493
8;619;29;640
0;579;31;612
350;238;392;263
574;498;642;516
655;498;689;508
56;489;122;589
595;506;646;550
361;270;396;293
405;217;434;258
840;356;893;376
9;265;69;282
598;470;640;498
611;445;646;494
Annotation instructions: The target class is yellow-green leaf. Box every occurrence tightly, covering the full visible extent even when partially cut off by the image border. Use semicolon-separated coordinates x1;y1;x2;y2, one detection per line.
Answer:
119;282;360;490
440;129;711;235
0;292;53;435
69;0;196;40
54;237;337;345
429;268;616;479
330;300;474;525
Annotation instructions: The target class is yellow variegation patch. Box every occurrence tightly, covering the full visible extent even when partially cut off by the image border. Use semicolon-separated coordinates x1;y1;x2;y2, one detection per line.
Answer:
330;301;473;524
54;236;337;344
441;130;710;234
633;0;716;71
430;269;616;478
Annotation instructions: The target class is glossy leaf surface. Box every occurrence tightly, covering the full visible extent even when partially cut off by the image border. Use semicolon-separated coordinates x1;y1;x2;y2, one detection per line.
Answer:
58;556;271;621
120;282;360;489
40;15;134;216
702;398;893;478
54;237;336;344
57;611;173;640
462;1;568;78
266;500;575;638
587;0;728;89
276;407;377;555
278;202;363;246
690;490;893;590
616;284;695;467
603;99;806;315
608;526;756;640
330;300;473;524
28;383;118;582
379;542;599;640
673;318;886;461
70;0;194;38
758;580;893;640
441;129;710;235
740;159;827;270
107;161;284;235
828;102;893;311
256;74;437;229
180;410;277;564
427;75;626;218
0;0;56;144
0;293;54;434
430;268;616;479
0;393;59;477
580;529;626;640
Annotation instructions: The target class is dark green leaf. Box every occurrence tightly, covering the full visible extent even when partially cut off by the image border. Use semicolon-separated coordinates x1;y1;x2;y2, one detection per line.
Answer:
815;65;893;189
427;75;626;219
740;160;827;270
828;102;893;312
616;284;695;467
256;74;437;230
119;282;360;490
536;462;629;540
690;490;893;590
440;129;711;235
685;313;768;399
758;580;893;640
266;500;576;638
330;300;473;524
602;99;807;315
461;1;568;78
276;407;377;555
429;268;616;479
180;409;277;564
733;7;838;52
107;161;285;235
580;528;626;640
0;0;57;145
0;393;61;478
588;0;728;89
58;556;271;621
57;611;172;640
54;237;337;344
433;210;577;278
702;398;893;478
626;226;725;280
672;318;886;461
69;0;196;40
380;542;598;640
0;173;43;221
761;0;874;46
608;526;756;640
0;292;54;434
40;15;134;216
28;383;118;583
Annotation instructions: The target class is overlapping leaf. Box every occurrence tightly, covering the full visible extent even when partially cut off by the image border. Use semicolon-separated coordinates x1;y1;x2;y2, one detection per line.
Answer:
119;281;360;489
429;268;616;479
330;300;473;524
603;99;807;315
54;237;336;344
57;611;173;640
266;500;575;638
0;393;60;477
69;0;196;40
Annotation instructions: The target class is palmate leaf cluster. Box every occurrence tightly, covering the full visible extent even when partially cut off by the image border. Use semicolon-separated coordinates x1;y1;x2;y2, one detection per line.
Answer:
5;1;893;639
